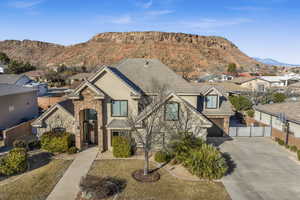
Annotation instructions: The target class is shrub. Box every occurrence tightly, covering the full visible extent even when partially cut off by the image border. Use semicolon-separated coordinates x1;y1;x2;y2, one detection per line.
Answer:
246;109;254;118
298;150;300;161
28;140;41;150
272;93;287;103
13;140;27;149
277;139;285;146
0;148;28;176
112;136;132;158
172;136;204;163
183;144;228;180
40;131;72;153
154;151;172;163
67;147;78;154
290;146;298;152
284;144;290;149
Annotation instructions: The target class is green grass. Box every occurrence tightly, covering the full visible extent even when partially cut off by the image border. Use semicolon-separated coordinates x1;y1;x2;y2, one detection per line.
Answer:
88;160;231;200
0;159;72;200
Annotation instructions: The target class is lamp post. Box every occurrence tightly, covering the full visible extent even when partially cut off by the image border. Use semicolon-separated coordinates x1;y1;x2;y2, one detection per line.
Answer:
279;113;289;145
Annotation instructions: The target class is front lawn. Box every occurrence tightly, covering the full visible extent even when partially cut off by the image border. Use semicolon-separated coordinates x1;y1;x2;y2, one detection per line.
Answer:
0;159;72;200
88;160;230;200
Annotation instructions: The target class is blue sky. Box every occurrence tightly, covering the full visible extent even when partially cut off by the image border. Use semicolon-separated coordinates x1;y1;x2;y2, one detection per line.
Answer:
1;0;300;64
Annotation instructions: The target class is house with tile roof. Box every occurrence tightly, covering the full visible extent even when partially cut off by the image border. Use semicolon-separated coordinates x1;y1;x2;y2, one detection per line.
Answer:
32;59;234;151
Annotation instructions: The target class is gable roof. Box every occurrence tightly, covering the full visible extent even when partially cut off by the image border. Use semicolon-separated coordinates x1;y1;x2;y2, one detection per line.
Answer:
114;58;197;94
0;74;29;84
68;80;105;99
0;83;36;97
136;92;212;127
32;99;75;127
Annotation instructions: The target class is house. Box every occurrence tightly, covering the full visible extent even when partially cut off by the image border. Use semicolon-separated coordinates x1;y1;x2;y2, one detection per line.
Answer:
252;102;300;148
32;59;234;151
231;77;270;92
0;84;39;131
198;73;233;83
0;74;48;96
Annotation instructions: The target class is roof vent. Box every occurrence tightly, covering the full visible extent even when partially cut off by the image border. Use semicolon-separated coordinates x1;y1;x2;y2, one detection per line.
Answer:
144;61;150;68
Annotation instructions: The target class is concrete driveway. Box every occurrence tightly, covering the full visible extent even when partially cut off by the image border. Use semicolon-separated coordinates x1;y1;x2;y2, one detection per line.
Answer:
218;137;300;200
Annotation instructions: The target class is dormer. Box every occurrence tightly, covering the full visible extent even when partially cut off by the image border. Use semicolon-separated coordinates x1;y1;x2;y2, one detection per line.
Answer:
201;86;226;111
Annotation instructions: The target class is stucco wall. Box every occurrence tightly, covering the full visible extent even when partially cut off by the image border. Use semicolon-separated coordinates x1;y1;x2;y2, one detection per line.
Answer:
0;91;38;130
241;79;270;91
93;70;139;124
36;107;75;136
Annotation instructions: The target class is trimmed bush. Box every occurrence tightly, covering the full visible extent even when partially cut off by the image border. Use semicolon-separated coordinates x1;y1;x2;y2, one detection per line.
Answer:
290;146;298;152
154;151;172;163
13;140;27;149
0;148;28;176
277;139;285;146
183;144;228;180
40;131;72;153
67;147;78;154
112;136;132;158
298;150;300;161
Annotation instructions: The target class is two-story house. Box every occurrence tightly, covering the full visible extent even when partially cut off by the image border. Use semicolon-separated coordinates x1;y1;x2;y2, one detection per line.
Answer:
32;59;233;151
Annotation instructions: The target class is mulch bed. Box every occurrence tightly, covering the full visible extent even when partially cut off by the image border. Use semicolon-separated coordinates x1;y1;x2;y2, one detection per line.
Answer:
132;169;160;182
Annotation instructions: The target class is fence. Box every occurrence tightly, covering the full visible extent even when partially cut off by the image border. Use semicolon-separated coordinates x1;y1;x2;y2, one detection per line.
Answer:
229;126;272;137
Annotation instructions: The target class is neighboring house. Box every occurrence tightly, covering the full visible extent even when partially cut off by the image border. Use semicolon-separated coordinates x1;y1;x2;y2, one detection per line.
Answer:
198;74;233;82
0;74;48;96
231;77;271;92
288;82;300;94
253;102;300;148
32;59;234;151
67;73;92;84
0;84;39;131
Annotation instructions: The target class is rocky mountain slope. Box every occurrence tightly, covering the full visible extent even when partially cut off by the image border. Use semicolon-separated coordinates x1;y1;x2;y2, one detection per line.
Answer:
0;31;261;73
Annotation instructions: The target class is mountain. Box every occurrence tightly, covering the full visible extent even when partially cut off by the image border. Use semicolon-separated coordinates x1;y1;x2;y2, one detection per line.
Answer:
253;57;300;67
0;31;261;73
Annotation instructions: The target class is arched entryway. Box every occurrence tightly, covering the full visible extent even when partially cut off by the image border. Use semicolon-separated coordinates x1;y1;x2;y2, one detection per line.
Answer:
80;109;98;145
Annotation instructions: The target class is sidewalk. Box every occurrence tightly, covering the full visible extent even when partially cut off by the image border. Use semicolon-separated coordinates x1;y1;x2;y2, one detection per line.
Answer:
46;147;98;200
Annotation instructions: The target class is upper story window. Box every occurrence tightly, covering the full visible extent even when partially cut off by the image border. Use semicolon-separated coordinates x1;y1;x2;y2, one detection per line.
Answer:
165;102;179;121
206;95;218;109
111;100;128;117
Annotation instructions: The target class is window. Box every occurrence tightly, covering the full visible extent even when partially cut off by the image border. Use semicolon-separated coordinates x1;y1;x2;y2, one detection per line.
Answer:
111;100;128;117
165;102;179;121
111;130;129;145
206;95;218;109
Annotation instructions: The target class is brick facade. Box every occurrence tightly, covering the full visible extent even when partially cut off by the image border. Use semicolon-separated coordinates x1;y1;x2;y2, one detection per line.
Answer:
73;88;104;151
246;117;300;149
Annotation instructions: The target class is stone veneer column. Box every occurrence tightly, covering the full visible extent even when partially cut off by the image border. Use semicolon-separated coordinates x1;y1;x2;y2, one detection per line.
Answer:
73;89;104;151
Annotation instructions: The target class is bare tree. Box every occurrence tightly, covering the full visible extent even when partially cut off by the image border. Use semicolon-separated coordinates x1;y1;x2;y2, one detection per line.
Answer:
127;82;171;176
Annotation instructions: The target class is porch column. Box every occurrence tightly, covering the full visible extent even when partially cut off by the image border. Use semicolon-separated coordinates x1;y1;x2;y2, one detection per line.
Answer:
98;101;104;152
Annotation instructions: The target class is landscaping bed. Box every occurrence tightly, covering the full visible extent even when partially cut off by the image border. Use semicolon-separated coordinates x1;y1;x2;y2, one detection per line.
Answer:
85;160;230;200
0;159;72;200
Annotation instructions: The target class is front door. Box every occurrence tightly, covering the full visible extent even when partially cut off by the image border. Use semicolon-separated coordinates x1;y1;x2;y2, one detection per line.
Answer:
81;109;98;145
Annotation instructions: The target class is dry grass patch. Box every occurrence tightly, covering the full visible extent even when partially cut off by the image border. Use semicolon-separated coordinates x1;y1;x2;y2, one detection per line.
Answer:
88;160;230;200
0;159;72;200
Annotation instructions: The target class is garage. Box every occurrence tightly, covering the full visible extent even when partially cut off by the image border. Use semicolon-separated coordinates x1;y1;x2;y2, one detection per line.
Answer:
207;118;224;137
